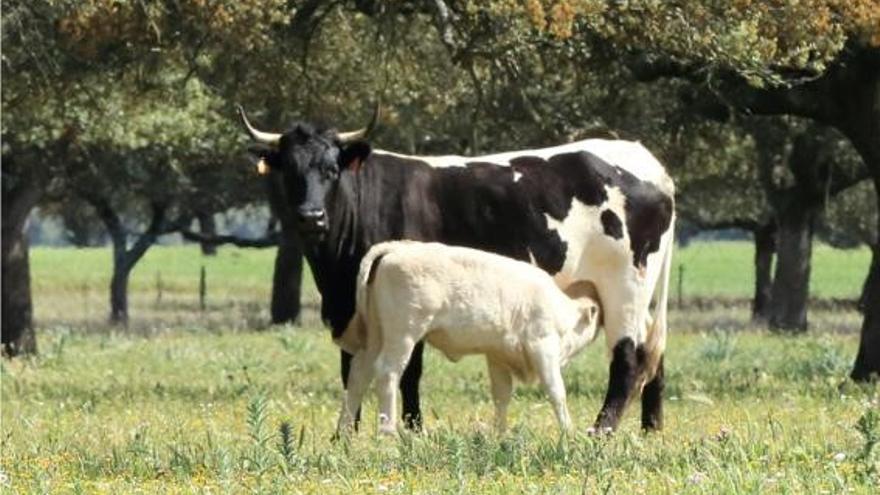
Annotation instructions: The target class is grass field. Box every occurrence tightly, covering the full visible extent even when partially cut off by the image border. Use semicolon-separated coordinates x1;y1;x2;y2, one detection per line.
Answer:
2;241;876;493
2;329;878;493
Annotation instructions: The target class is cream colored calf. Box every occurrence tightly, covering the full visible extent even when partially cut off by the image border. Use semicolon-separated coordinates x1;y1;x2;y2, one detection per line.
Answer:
335;241;602;435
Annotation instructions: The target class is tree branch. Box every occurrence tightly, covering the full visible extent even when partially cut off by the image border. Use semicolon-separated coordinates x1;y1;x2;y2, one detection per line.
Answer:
430;0;458;53
628;51;839;123
180;230;279;248
681;214;761;233
123;202;167;270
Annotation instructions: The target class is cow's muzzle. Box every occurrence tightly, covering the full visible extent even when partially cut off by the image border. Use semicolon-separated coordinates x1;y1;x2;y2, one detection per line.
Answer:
297;208;328;235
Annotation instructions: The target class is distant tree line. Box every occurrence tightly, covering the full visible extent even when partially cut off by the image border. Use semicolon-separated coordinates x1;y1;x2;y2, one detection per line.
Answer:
2;1;877;380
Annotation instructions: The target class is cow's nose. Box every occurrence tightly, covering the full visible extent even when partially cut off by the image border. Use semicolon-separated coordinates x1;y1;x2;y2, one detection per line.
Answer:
297;208;326;227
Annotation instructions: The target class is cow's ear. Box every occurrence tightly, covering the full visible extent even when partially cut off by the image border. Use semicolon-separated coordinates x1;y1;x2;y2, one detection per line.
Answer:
248;143;274;159
339;141;372;172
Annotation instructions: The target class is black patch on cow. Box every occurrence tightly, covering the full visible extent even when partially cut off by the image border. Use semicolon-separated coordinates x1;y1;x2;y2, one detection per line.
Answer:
366;253;386;285
601;210;624;240
641;355;664;431
594;337;638;432
624;178;674;269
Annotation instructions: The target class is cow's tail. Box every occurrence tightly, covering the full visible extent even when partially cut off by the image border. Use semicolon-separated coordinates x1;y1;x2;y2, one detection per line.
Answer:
335;242;395;354
645;215;675;378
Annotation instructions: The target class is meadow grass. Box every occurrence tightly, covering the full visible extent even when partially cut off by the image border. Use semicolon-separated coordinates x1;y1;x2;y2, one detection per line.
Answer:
1;327;878;494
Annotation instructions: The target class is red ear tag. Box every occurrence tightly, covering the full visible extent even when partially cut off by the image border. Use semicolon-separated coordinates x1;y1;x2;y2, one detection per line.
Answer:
350;157;362;174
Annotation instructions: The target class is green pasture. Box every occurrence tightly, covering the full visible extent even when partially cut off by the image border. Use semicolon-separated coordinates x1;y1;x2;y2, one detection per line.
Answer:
672;241;869;300
2;328;877;493
29;240;869;310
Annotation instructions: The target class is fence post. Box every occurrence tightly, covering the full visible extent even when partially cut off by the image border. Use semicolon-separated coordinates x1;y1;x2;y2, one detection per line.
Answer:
677;263;685;310
155;270;163;306
82;282;90;328
200;266;207;311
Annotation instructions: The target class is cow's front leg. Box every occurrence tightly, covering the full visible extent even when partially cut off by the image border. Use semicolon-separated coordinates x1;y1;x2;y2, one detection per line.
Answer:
640;355;664;431
399;340;425;430
593;337;638;433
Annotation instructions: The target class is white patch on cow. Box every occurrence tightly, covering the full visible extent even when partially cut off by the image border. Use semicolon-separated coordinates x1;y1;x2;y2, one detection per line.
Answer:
373;140;675;196
513;171;523;182
537;186;671;365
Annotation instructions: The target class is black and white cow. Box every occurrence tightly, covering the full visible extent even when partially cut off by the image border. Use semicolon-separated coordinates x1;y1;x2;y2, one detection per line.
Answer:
239;107;675;432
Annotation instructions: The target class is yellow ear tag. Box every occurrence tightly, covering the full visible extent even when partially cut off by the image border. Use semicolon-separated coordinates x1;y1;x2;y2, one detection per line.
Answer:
256;158;269;175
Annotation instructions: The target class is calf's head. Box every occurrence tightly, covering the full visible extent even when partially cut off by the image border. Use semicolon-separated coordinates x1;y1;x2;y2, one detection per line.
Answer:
238;105;376;240
564;281;602;331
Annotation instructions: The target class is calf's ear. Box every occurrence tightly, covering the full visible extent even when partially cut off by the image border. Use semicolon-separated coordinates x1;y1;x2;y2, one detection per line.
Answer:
339;141;372;173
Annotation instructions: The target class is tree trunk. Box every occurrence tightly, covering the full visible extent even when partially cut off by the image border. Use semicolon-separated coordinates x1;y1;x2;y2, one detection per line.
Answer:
769;202;815;331
271;232;303;324
851;183;880;382
1;178;42;356
109;256;131;325
197;211;218;256
752;222;776;322
87;196;168;326
2;219;38;356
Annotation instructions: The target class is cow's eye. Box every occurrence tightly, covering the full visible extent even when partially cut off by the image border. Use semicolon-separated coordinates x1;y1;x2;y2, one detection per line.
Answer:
324;168;339;180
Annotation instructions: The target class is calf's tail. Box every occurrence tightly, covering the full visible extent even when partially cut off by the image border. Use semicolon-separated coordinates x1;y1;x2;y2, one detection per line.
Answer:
334;242;395;354
644;214;674;378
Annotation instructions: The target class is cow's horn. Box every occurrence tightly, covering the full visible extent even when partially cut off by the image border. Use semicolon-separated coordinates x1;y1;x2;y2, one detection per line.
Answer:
237;105;282;145
337;102;380;143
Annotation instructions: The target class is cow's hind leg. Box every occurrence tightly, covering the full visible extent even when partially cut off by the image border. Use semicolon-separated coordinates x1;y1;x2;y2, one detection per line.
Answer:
640;355;664;431
487;358;513;433
399;341;425;430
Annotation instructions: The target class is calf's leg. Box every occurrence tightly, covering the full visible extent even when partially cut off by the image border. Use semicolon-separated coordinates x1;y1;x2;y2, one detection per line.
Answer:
375;338;418;435
530;343;572;432
340;350;362;428
338;348;379;434
487;359;513;433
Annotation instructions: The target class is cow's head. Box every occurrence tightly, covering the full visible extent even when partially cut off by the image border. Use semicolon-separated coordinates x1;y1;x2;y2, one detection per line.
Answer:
238;105;376;239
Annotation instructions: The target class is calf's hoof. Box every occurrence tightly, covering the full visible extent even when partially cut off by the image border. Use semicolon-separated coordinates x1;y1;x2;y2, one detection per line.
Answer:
586;425;614;437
